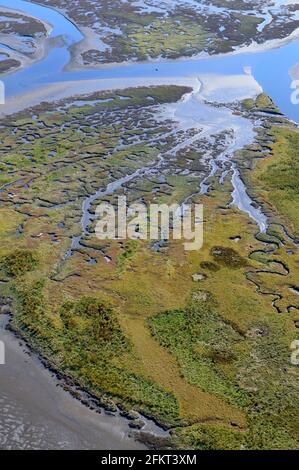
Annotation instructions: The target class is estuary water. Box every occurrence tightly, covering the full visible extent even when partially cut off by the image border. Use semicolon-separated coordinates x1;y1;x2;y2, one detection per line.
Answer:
0;0;299;122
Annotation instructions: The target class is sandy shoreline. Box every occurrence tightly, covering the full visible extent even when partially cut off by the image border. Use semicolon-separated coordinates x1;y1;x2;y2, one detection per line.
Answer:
0;72;262;116
0;76;198;115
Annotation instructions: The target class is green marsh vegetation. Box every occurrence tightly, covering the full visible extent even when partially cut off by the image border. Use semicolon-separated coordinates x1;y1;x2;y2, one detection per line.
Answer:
149;290;299;449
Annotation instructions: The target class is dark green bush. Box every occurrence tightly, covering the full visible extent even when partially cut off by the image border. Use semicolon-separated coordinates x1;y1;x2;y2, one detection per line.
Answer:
2;249;38;277
210;246;247;269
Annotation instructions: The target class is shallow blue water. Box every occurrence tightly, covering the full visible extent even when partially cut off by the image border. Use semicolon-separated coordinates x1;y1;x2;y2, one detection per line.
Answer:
1;0;299;123
0;0;83;41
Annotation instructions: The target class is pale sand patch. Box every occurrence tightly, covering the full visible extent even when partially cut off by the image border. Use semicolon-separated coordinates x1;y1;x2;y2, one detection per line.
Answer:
199;74;263;103
290;62;299;79
69;26;112;71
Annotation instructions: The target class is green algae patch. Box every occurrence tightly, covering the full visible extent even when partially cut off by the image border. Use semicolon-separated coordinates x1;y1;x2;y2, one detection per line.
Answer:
242;93;280;113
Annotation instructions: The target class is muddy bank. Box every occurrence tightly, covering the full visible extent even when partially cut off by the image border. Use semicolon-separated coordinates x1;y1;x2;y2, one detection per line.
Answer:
0;314;147;450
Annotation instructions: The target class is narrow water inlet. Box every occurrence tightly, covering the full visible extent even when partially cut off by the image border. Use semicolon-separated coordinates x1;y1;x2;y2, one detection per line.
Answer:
231;166;268;233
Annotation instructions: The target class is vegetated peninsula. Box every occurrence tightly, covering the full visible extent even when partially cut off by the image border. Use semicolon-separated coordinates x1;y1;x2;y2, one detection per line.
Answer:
0;79;298;449
36;0;299;66
2;0;299;70
0;7;49;74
